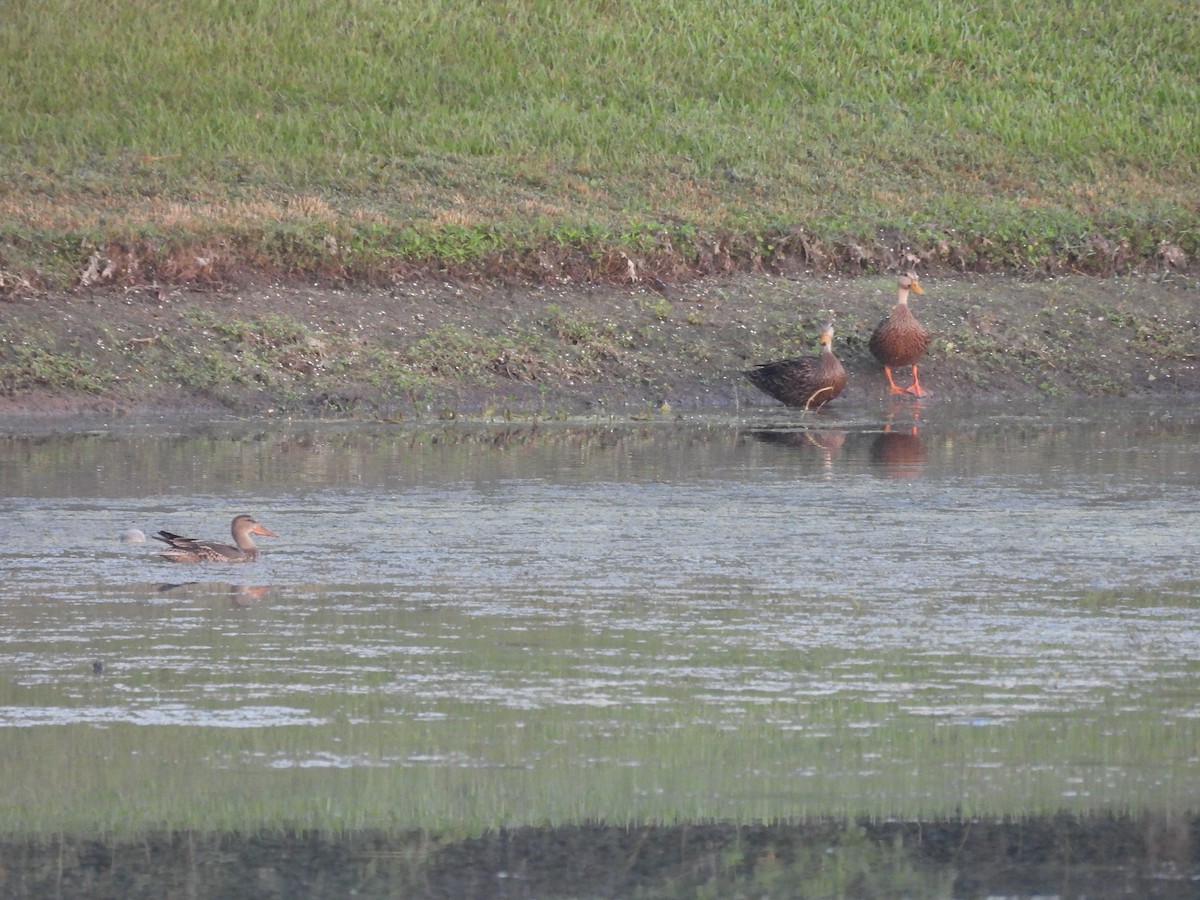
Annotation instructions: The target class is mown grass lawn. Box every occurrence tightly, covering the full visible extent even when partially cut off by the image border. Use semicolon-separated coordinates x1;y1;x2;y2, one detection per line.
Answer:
1;0;1196;286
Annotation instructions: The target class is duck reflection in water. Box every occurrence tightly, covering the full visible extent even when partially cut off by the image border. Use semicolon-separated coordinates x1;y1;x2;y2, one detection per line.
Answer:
870;423;925;479
156;581;274;607
230;585;274;607
744;428;848;474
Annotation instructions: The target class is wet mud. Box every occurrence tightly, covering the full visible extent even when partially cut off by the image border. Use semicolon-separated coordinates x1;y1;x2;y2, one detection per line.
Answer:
1;272;1197;419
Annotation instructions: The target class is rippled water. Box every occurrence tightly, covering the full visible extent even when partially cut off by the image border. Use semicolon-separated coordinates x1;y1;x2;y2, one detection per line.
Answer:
1;400;1199;831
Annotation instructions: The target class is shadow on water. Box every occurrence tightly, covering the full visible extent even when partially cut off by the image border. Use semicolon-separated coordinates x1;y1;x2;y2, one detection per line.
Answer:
3;815;1198;899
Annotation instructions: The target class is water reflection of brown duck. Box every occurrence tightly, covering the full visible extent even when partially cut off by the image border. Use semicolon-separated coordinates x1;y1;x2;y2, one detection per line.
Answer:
869;273;930;397
154;581;275;605
743;323;847;409
870;426;925;478
231;585;274;606
746;427;847;474
746;429;847;453
153;514;278;563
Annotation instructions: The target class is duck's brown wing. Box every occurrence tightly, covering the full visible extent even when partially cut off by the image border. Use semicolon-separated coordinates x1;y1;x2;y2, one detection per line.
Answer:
153;530;199;549
191;540;248;561
744;356;844;408
154;531;247;561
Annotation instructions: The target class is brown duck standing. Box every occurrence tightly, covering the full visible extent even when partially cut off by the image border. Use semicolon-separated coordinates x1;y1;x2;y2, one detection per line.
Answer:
153;514;278;563
869;272;930;397
744;323;847;409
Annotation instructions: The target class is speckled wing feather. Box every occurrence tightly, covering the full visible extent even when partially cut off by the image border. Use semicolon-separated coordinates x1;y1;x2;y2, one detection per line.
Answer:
744;352;846;409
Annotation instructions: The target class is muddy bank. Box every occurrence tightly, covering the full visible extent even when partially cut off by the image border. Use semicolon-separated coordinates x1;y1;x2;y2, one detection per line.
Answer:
1;272;1197;420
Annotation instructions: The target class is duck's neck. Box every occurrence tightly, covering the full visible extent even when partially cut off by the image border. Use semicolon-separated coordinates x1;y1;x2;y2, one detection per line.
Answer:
896;287;910;307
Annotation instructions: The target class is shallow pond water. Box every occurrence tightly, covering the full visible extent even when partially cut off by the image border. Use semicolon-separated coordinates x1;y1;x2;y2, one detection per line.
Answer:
0;400;1198;844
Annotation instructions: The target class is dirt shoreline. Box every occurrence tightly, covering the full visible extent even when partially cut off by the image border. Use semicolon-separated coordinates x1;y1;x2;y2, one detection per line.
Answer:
1;272;1197;422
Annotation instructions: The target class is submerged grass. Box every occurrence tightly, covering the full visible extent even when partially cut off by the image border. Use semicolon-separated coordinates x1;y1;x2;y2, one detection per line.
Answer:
1;0;1197;287
0;695;1194;836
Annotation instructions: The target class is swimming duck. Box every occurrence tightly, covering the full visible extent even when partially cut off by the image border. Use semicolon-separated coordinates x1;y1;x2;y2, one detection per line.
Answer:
869;272;930;397
153;514;278;563
744;322;847;409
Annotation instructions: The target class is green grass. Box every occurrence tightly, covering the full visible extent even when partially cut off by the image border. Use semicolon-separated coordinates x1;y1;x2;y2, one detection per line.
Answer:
0;688;1194;836
0;0;1197;285
0;327;112;394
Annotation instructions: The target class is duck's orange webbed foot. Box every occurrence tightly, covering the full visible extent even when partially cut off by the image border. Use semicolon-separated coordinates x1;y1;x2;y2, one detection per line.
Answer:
883;366;908;395
904;366;929;398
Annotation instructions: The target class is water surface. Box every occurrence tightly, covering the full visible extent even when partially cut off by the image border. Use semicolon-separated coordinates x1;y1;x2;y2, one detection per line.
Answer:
1;401;1198;833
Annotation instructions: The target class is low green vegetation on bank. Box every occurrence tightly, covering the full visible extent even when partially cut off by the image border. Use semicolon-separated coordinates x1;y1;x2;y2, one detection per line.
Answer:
2;274;1197;416
1;0;1197;289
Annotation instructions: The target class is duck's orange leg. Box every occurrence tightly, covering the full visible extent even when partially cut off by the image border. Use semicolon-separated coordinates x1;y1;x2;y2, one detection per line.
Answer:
882;366;908;395
904;366;928;398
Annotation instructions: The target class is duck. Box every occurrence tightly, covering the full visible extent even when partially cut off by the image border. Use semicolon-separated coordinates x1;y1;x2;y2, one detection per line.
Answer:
869;272;931;397
153;514;278;563
743;322;847;409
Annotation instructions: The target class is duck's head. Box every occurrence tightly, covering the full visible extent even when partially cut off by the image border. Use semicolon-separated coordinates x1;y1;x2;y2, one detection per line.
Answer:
233;514;278;538
818;322;835;348
898;272;924;295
